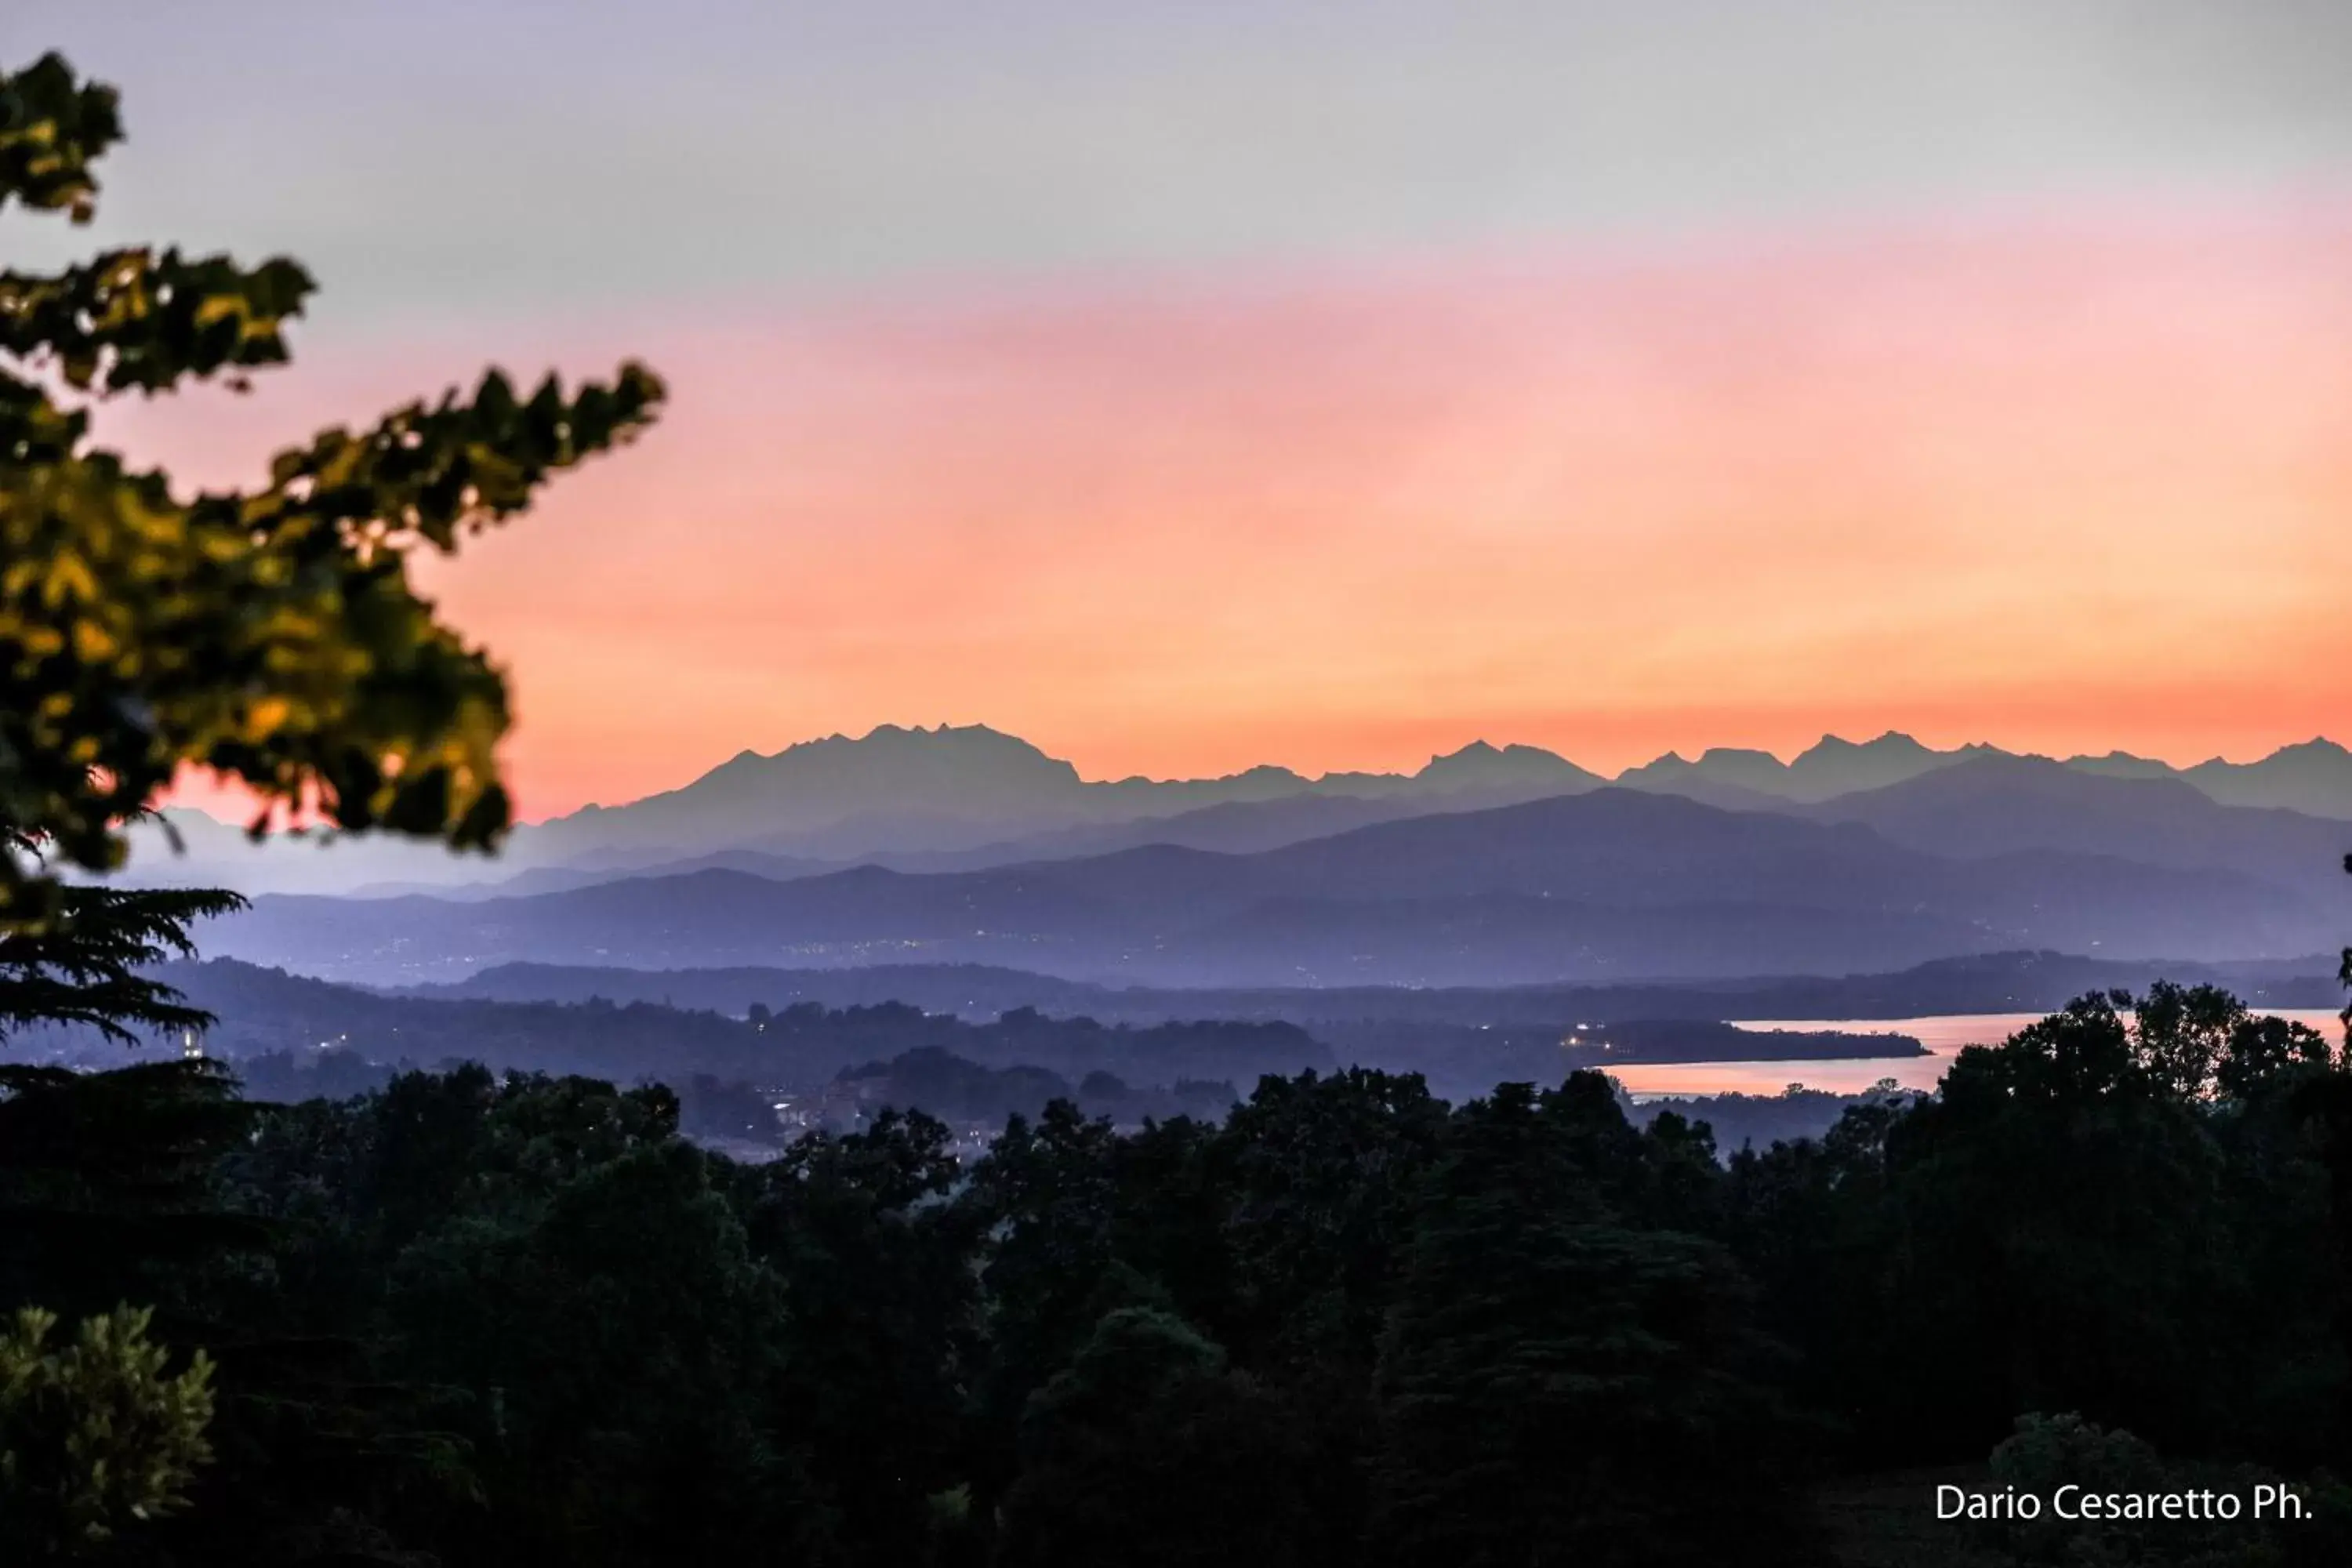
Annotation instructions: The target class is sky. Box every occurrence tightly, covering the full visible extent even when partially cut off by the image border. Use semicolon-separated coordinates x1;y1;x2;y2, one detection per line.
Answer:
16;2;2352;816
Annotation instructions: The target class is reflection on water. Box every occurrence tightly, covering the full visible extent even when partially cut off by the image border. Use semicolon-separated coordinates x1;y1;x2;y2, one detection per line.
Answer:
1616;1011;2348;1100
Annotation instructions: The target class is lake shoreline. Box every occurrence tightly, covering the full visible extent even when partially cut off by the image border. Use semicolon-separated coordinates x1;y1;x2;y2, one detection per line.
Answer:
1610;1009;2347;1098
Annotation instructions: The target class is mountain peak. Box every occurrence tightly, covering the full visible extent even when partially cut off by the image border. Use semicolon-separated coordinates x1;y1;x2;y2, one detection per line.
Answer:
1795;731;1933;762
1780;731;1971;801
2063;749;2178;782
2176;736;2352;815
1613;731;1980;803
1417;741;1595;787
519;721;1092;861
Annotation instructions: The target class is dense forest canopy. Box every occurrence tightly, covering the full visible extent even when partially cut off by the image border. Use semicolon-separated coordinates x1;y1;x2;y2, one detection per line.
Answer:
6;982;2352;1563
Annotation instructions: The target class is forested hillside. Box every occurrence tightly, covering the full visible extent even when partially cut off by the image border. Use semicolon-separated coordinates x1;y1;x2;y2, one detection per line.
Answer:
8;985;2352;1563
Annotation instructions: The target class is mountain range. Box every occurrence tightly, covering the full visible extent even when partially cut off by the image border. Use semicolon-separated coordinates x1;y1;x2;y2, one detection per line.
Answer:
123;724;2352;900
86;720;2345;995
190;770;2352;989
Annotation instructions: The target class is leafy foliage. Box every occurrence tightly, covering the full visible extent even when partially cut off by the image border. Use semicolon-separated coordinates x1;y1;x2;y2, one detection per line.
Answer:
996;1307;1311;1568
1373;1079;1805;1567
0;1302;214;1559
0;1058;267;1323
0;50;664;926
728;1109;983;1561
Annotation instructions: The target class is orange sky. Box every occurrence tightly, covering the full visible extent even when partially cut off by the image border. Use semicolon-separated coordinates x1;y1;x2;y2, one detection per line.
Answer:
125;199;2352;820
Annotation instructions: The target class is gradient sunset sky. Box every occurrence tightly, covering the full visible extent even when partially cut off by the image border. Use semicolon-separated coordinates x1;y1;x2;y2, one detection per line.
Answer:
20;2;2352;818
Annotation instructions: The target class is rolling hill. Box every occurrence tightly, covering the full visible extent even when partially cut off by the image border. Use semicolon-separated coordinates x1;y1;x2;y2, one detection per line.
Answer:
194;787;2344;988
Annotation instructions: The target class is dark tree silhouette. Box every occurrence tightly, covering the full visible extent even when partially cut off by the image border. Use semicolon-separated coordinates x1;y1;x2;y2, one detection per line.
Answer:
0;827;243;1044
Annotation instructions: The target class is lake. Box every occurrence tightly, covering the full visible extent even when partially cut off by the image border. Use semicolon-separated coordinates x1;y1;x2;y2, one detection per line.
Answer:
1616;1010;2348;1099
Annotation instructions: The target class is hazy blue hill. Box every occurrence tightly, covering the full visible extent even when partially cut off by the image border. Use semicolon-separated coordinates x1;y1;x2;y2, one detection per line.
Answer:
2063;749;2185;782
408;960;1123;1018
361;793;1496;899
390;947;2346;1025
347;847;844;901
887;793;1431;866
1620;731;1992;804
195;786;2339;988
1806;753;2352;902
1784;731;1996;800
2046;739;2352;820
1922;846;2326;957
1158;891;1998;986
869;780;1595;870
1610;753;1796;811
1209;788;1942;907
1662;746;1795;795
1224;789;2324;949
2182;737;2352;818
78;960;1334;1092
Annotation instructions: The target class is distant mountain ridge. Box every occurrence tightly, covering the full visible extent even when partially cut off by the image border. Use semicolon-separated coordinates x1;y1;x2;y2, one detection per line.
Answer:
1801;753;2352;902
191;784;2347;989
521;725;1613;862
1622;734;2006;804
124;722;2352;898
